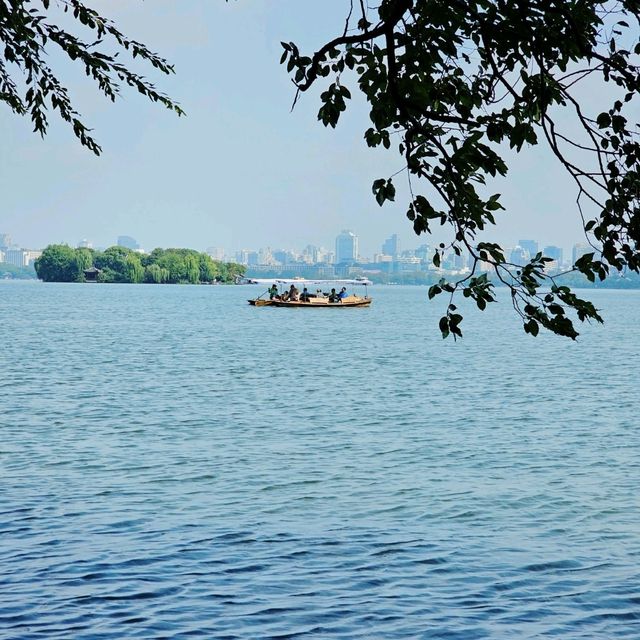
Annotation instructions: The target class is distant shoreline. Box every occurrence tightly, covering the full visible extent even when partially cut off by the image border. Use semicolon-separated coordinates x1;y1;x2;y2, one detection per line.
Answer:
5;278;640;293
244;271;640;290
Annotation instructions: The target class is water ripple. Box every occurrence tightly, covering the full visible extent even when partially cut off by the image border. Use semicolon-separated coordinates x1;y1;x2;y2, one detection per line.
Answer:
1;283;639;638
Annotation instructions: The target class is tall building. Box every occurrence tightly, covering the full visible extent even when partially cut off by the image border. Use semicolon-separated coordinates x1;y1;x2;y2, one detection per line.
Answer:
301;245;318;264
77;239;93;249
335;230;358;264
117;235;139;250
315;247;332;264
509;245;530;266
235;249;258;265
382;234;400;258
543;245;563;265
518;239;538;258
0;234;11;249
272;249;292;265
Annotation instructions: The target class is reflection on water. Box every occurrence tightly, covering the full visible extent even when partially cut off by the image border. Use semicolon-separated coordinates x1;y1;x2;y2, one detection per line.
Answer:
1;282;639;638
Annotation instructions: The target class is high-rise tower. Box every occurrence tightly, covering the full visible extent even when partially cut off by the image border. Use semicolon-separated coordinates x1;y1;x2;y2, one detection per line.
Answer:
335;230;358;264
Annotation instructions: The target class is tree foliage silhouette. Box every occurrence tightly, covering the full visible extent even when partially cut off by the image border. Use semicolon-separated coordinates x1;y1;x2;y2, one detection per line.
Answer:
0;0;183;154
282;0;640;338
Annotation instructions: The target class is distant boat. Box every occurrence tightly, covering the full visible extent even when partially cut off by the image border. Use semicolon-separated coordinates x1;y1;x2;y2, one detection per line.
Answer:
247;278;372;308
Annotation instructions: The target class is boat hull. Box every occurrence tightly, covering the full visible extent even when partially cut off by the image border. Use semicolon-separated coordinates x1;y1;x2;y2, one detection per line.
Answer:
270;296;372;308
248;299;274;306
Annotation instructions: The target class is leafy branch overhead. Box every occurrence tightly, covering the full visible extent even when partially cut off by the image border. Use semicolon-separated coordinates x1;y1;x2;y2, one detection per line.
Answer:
281;0;640;338
0;0;183;154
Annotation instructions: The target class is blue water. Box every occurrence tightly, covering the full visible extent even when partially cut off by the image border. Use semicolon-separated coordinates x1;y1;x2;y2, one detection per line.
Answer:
1;281;639;639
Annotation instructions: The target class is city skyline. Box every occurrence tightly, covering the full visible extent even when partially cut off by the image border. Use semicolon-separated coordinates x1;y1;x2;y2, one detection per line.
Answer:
1;2;591;264
0;224;587;259
0;227;594;272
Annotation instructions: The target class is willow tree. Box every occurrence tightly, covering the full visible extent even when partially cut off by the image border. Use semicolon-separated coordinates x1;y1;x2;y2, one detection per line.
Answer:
0;0;183;155
282;0;640;338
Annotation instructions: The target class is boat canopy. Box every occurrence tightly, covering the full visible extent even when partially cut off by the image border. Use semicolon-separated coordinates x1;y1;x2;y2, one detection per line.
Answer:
243;277;372;286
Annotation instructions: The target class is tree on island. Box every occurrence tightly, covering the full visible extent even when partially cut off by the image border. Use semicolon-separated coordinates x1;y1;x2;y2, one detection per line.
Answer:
33;244;86;282
4;1;640;337
93;246;141;284
34;245;245;284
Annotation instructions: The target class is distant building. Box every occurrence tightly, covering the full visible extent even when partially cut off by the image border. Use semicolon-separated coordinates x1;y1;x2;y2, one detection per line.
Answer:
235;249;258;266
415;244;430;261
382;234;400;258
23;250;42;266
543;245;563;265
300;245;316;264
518;239;538;258
258;247;277;266
444;250;467;271
3;248;41;267
509;245;530;266
117;235;139;250
396;256;421;271
206;247;225;261
272;249;293;265
335;230;358;264
315;247;332;264
0;234;11;249
77;239;93;249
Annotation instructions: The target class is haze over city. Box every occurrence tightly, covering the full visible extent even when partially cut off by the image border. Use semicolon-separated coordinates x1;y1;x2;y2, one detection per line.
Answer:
0;228;590;280
0;1;588;259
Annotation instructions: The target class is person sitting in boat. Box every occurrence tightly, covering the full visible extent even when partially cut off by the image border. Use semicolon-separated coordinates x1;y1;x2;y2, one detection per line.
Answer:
268;284;279;300
289;284;300;301
338;287;348;300
328;288;338;302
300;287;310;302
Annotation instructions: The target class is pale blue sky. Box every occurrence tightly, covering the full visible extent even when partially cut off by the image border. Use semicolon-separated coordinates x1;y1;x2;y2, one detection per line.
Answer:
0;1;587;258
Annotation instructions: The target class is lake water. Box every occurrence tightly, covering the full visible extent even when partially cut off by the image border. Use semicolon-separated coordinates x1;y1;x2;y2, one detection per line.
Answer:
1;281;639;639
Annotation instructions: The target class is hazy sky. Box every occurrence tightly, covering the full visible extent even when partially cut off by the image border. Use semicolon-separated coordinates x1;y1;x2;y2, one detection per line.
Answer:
0;1;588;258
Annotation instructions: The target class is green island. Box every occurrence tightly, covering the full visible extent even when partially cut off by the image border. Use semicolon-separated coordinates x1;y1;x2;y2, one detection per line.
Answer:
34;244;245;284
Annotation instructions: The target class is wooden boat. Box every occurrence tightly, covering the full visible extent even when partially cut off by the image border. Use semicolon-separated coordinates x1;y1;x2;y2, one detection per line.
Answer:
271;294;371;308
247;278;372;308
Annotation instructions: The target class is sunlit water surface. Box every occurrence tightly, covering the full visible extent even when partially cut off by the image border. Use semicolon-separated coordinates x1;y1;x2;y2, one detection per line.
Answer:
1;282;639;639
